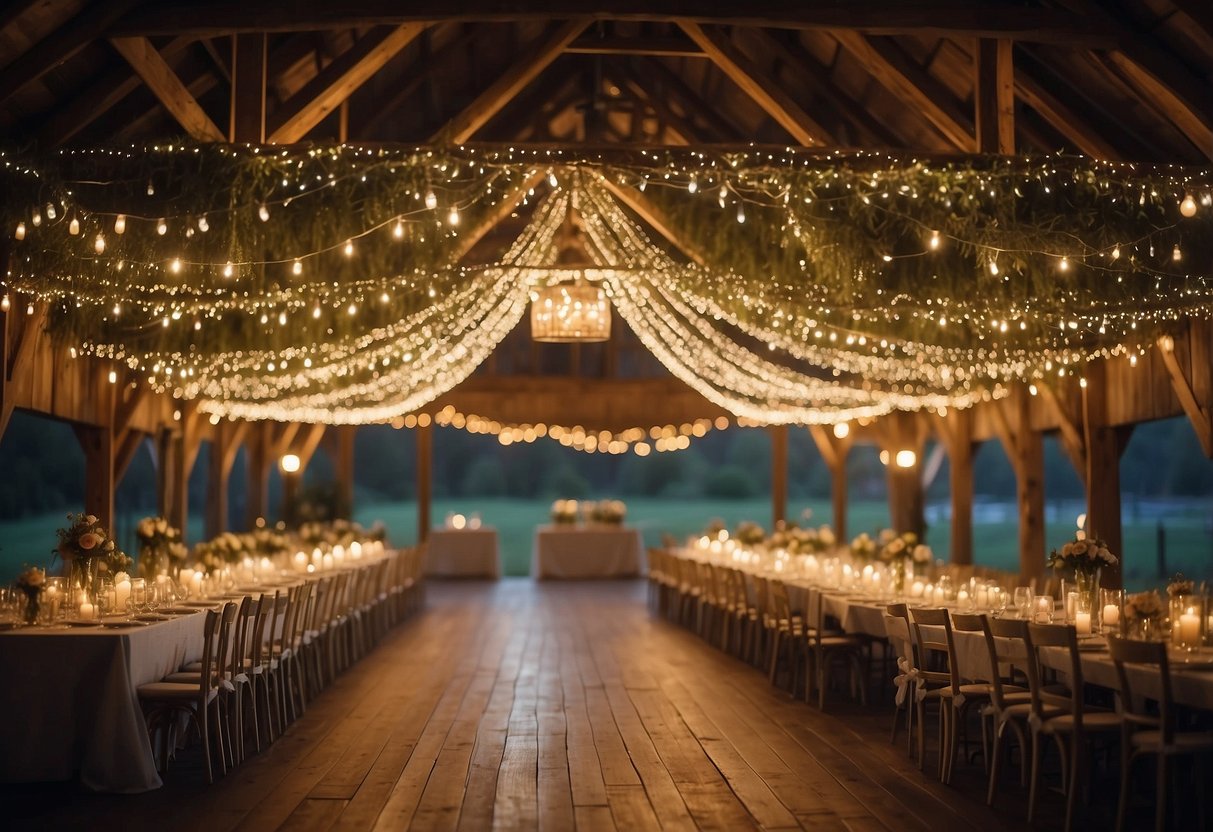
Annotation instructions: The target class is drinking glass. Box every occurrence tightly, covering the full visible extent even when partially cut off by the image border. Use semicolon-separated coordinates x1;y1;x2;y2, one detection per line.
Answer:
1014;586;1033;619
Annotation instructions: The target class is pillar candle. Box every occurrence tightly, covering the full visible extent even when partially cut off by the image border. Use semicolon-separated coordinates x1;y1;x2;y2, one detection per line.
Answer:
294;551;307;572
115;578;131;611
957;589;970;606
1035;596;1053;624
910;581;924;598
79;601;96;619
1180;611;1201;644
1102;604;1119;627
1075;611;1092;634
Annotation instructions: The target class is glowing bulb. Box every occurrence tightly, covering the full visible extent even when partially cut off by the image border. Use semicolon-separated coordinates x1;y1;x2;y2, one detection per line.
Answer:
312;305;321;319
14;221;25;240
928;230;940;250
833;422;850;439
197;215;209;232
347;303;357;315
31;211;41;227
424;190;437;210
1172;244;1182;262
447;207;460;226
0;295;9;311
736;203;745;223
688;177;698;194
1180;194;1197;217
1029;384;1039;396
278;311;287;326
113;214;126;234
107;370;117;384
45;204;56;220
146;180;155;196
1058;257;1069;271
258;203;270;222
280;454;301;473
292;259;303;275
548;171;558;188
989;260;999;276
156;218;167;235
112;303;121;316
393;220;404;239
1111;245;1120;260
93;233;105;254
344;240;354;257
223;262;233;278
68;217;79;235
895;449;917;468
170;258;181;273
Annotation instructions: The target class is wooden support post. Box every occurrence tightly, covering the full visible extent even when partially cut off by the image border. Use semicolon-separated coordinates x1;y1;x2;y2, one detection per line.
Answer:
770;425;788;527
992;386;1046;584
335;425;356;518
206;425;231;539
935;409;975;565
976;38;1015;154
158;426;189;534
246;423;271;529
229;33;267;142
76;424;115;535
881;412;926;539
808;425;852;541
416;422;433;543
1082;361;1128;588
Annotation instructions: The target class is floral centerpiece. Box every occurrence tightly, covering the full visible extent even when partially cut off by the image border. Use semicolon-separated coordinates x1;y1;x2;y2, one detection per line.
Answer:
56;512;114;596
550;500;578;525
768;523;835;555
1166;573;1195;598
850;533;877;561
1124;589;1165;640
878;532;931;592
194;532;245;573
1048;535;1117;610
135;516;188;577
15;566;45;624
734;521;766;546
588;500;627;525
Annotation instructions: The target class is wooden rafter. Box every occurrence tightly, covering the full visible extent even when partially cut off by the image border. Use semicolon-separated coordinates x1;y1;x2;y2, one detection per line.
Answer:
431;20;588;144
1170;0;1213;39
603;61;700;144
110;2;1118;46
1158;333;1213;456
634;56;744;142
1102;51;1213;160
268;23;429;143
597;177;705;267
0;0;141;106
1012;51;1123;160
1037;381;1086;477
110;37;226;141
975;39;1014;154
678;22;833;146
566;34;705;58
832;31;975;152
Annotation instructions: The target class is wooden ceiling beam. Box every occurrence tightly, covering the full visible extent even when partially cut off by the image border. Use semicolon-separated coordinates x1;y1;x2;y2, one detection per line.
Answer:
268;23;429;143
975;38;1014;154
678;22;832;146
1170;1;1213;39
603;59;713;143
38;36;193;145
110;36;225;141
0;0;141;106
1102;51;1213;161
431;20;588;144
832;30;975;152
110;2;1116;46
566;35;705;58
1012;51;1123;160
230;34;267;142
634;56;743;142
597;177;706;267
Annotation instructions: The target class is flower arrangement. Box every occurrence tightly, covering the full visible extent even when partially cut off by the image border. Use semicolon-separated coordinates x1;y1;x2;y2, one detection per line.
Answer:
850;533;877;561
135;516;188;577
1166;573;1195;597
550;500;578;525
297;518;365;547
879;532;931;567
14;566;45;624
734;521;766;546
768;524;836;555
1047;536;1118;574
104;548;133;576
1124;590;1164;622
588;500;627;525
55;512;114;563
194;532;245;573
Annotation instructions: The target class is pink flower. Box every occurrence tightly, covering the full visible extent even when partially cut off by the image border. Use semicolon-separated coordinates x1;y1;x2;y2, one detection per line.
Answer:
78;532;100;550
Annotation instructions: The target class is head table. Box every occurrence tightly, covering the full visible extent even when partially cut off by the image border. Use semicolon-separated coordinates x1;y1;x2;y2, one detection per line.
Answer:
0;549;397;793
671;546;1213;712
424;526;501;579
531;524;645;579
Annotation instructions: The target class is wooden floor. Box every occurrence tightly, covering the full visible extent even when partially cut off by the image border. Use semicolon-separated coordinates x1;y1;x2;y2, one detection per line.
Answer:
9;580;1080;831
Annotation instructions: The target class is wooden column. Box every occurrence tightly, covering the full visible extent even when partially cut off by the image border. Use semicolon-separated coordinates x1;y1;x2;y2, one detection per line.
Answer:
808;425;852;541
992;386;1046;584
935;409;975;564
882;412;926;539
1082;361;1128;589
416;422;432;543
770;424;788;527
280;423;326;524
76;423;115;533
335;425;356;517
246;423;271;529
157;426;187;532
205;421;247;538
229;33;266;142
976;38;1015;154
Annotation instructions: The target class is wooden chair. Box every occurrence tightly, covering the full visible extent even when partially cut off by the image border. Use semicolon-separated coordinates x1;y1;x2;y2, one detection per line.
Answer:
979;615;1039;805
765;579;804;693
138;607;225;782
805;587;867;709
884;603;917;756
1108;635;1213;832
909;607;959;779
1026;623;1122;830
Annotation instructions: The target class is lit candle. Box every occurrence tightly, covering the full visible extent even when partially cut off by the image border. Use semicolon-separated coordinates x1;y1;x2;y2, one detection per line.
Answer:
1035;596;1053;624
131;578;146;607
1103;604;1120;627
957;589;970;606
190;571;203;596
1180;609;1201;644
1075;611;1092;635
910;581;924;598
79;601;96;619
322;553;334;571
351;542;362;559
933;587;945;604
115;578;131;611
46;585;61;619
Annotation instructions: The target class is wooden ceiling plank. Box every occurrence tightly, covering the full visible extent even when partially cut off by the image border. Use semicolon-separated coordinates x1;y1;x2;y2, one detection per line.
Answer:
0;0;141;106
1170;0;1213;39
975;38;1014;154
1012;53;1122;160
431;20;588;144
635;56;743;141
566;34;705;57
109;36;225;141
832;30;975;151
604;59;714;143
268;22;429;143
109;2;1116;47
1102;51;1213;160
678;21;832;146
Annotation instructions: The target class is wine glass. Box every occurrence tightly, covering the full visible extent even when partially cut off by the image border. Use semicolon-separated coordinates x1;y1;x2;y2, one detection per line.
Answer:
1014;586;1033;619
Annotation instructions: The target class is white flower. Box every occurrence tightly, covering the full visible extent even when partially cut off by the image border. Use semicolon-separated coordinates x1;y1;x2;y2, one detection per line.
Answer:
913;544;932;563
878;529;895;545
819;527;835;546
1071;540;1089;557
84;514;99;525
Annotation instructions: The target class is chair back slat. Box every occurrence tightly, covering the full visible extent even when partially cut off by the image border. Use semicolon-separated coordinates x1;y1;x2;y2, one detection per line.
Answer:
1107;635;1172;740
1028;623;1084;721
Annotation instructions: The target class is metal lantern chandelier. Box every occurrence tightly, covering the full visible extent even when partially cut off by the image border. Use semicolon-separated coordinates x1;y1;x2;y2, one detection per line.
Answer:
530;207;611;343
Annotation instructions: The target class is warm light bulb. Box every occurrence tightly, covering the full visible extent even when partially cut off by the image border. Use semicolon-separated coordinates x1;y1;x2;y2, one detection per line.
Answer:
156;218;167;235
1172;244;1182;262
279;454;301;473
223;262;233;278
45;204;56;220
989;259;999;275
833;422;850;439
548;171;558;188
169;258;181;273
258;204;270;222
344;240;354;257
107;370;117;384
146;180;155;196
197;215;209;232
424;190;437;210
1059;257;1069;271
928;230;940;250
278;311;287;325
31;211;41;227
1111;245;1120;260
736;203;745;223
93;233;105;254
14;221;25;240
895;449;917;468
113;214;126;234
68;217;79;235
292;259;303;275
0;295;9;312
1180;194;1197;217
688;177;698;194
393;220;404;239
447;207;460;226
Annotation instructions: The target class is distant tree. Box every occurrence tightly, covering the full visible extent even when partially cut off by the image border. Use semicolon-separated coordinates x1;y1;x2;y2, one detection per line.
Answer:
461;456;507;496
726;430;772;494
704;465;756;498
542;466;591;498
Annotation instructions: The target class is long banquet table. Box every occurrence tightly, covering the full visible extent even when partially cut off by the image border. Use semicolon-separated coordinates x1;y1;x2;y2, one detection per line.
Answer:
532;525;645;579
669;547;1213;712
0;551;397;792
425;527;501;578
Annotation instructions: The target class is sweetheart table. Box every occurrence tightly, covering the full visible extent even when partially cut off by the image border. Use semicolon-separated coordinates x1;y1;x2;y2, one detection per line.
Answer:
531;525;645;579
425;527;501;578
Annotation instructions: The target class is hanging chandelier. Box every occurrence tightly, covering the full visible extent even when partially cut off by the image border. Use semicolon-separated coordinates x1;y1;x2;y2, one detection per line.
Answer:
529;204;611;343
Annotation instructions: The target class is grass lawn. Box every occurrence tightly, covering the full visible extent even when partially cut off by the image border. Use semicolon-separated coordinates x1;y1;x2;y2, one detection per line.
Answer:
3;497;1209;591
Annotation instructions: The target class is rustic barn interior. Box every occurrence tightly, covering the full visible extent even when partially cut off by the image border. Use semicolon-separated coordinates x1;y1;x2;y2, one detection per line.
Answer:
2;2;1213;831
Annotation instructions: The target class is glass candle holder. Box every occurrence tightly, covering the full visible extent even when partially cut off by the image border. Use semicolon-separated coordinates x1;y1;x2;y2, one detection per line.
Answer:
1171;596;1203;651
1033;594;1054;624
1100;588;1124;636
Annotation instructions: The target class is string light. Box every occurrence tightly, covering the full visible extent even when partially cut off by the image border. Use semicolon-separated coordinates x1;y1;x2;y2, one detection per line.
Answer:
113;214;126;234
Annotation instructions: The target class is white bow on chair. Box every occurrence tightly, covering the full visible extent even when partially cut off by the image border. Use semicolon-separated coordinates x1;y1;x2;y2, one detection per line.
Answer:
894;656;920;706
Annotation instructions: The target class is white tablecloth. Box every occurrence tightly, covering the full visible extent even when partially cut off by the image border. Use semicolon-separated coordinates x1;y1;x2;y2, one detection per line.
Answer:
0;611;207;792
425;527;501;578
532;525;645;579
